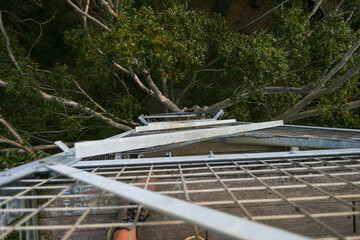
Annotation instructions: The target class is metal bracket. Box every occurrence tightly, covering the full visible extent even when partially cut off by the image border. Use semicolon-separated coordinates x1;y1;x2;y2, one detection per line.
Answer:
213;109;224;120
54;141;72;154
138;114;149;126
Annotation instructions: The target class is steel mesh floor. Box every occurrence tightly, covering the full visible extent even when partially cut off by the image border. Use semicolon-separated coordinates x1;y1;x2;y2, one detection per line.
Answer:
1;154;360;239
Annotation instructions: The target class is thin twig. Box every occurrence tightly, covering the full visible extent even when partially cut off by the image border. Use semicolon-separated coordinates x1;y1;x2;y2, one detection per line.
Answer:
65;0;110;31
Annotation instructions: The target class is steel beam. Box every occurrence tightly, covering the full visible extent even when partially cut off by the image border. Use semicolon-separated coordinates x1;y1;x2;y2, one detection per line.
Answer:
219;135;360;149
74;121;283;159
46;163;308;240
72;148;360;168
135;119;236;132
213;109;224;120
0;153;76;187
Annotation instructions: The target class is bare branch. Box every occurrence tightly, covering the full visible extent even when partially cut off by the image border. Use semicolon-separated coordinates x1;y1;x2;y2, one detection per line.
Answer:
176;57;222;105
0;78;133;131
100;0;118;18
114;60;182;112
38;90;132;131
142;68;182;112
284;98;360;122
0;11;22;73
335;0;346;12
307;0;323;23
204;99;233;112
275;39;360;121
0;117;24;145
65;0;110;31
106;0;115;9
0;79;8;87
0;138;34;155
73;80;106;112
113;61;130;74
114;0;119;14
83;0;91;27
264;85;313;94
0;142;74;153
27;0;42;7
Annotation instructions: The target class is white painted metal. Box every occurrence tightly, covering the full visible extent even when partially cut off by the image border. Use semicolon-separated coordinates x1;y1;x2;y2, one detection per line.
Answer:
72;148;360;168
54;141;71;153
75;121;284;159
46;163;309;240
135;119;236;132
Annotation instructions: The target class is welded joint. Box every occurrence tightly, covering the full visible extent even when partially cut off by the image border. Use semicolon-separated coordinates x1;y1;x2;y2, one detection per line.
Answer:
138;114;148;126
54;141;74;155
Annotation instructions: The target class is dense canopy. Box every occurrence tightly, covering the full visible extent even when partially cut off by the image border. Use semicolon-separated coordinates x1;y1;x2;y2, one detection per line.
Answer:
0;0;359;165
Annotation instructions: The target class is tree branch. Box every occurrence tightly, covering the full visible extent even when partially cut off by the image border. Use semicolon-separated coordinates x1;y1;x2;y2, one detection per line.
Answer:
38;90;132;131
306;0;323;23
83;0;91;28
0;78;133;131
0;117;25;145
0;139;34;155
113;60;182;112
176;57;222;106
284;98;360;122
0;142;74;153
0;11;22;73
275;39;360;121
99;0;118;18
0;79;8;87
335;0;346;12
142;68;182;112
73;80;106;112
64;0;110;31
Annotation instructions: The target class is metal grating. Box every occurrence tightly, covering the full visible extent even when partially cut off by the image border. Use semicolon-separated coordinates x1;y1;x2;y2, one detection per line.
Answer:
1;153;360;239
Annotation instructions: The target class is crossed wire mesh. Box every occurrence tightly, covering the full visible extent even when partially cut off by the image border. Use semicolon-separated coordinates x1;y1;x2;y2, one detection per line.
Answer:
1;154;360;239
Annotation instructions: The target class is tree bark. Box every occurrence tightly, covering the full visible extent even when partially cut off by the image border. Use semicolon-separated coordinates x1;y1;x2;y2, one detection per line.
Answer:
0;138;34;155
38;90;133;131
0;79;133;131
284;98;360;122
100;0;118;18
0;117;25;145
306;0;323;23
275;39;360;121
0;11;22;73
65;0;110;31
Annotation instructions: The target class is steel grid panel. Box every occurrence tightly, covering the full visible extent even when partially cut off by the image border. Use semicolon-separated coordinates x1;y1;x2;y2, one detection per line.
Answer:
0;154;360;239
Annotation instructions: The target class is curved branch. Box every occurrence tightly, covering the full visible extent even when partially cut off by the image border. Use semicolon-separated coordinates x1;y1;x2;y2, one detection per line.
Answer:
306;0;323;23
65;0;110;31
142;68;182;112
0;79;8;87
0;138;34;155
100;0;118;18
284;99;360;122
114;61;182;112
0;79;133;131
38;90;132;131
0;117;24;145
0;11;22;73
73;80;106;112
275;39;360;121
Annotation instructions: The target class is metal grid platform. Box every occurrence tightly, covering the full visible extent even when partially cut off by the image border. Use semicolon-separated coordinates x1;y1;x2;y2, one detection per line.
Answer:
1;151;360;239
2;113;360;240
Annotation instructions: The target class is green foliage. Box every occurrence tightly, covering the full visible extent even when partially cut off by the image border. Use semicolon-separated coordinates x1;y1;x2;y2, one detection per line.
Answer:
1;0;360;168
0;151;45;171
